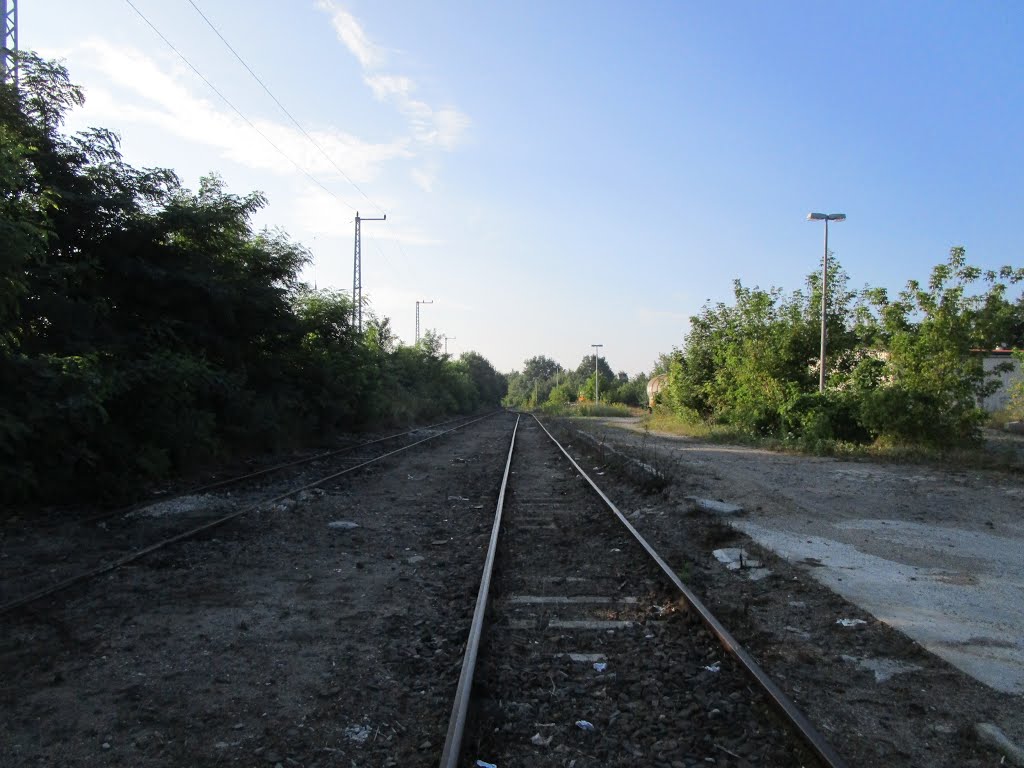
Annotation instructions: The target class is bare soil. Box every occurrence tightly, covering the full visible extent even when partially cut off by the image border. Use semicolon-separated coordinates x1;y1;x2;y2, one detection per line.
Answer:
2;410;1021;768
558;415;1024;767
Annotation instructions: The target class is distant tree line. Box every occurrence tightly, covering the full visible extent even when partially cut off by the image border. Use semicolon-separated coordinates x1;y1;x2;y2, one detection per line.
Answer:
0;55;505;505
664;249;1024;446
503;354;648;409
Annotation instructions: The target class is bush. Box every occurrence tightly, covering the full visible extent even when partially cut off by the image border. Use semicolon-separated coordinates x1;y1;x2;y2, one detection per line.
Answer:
780;391;871;444
859;385;984;446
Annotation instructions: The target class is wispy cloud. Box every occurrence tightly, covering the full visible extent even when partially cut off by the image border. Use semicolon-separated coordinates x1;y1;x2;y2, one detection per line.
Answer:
316;1;471;157
68;39;411;183
315;1;386;69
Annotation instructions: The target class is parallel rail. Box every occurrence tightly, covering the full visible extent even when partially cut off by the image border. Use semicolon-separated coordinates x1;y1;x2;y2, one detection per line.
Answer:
1;411;499;618
439;412;847;768
41;412;492;528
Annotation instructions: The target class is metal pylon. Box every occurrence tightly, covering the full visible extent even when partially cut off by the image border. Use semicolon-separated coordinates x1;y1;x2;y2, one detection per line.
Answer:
1;0;17;88
352;211;385;333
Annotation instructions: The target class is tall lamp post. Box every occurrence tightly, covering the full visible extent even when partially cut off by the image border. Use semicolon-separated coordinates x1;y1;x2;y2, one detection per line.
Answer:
591;344;603;403
806;212;846;393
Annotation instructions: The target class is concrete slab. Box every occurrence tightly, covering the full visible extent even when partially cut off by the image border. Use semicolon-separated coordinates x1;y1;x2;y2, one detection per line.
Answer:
507;595;638;605
733;519;1024;694
548;619;634;630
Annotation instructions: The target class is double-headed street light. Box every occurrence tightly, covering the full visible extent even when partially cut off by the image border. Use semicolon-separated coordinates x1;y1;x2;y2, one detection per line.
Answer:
806;212;846;393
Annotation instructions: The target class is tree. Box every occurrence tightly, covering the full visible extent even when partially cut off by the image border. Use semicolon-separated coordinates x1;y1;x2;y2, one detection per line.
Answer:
858;247;1023;444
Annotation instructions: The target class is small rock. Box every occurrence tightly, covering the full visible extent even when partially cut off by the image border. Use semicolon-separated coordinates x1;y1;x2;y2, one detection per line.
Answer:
328;520;359;530
101;742;111;750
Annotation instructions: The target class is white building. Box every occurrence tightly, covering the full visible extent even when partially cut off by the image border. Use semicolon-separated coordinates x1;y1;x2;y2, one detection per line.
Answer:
980;350;1022;413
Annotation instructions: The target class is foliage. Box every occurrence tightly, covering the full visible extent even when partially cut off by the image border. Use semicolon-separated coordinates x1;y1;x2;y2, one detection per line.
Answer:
1;54;503;505
663;249;1023;448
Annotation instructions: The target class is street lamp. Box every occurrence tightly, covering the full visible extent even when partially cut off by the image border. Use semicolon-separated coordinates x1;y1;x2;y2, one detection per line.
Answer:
591;344;603;403
806;212;846;393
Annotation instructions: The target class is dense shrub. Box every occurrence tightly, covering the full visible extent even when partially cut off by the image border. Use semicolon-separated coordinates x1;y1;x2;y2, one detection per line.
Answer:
0;55;504;506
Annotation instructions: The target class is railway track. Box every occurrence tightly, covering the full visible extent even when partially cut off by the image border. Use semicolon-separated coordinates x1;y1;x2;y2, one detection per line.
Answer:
2;410;849;767
0;411;496;616
441;414;845;767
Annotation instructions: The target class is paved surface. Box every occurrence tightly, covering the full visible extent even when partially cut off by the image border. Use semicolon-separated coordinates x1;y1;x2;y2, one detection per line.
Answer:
602;418;1024;695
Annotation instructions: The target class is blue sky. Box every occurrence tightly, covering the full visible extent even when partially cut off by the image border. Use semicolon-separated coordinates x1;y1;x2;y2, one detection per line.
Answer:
23;1;1024;375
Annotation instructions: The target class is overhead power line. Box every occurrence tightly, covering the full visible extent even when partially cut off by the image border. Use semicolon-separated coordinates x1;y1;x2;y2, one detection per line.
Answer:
123;0;355;211
185;0;385;216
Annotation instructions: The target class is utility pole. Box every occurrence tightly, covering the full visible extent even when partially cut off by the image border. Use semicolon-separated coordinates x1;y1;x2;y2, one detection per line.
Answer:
591;344;603;404
415;299;433;344
1;0;17;88
443;335;456;356
352;210;386;333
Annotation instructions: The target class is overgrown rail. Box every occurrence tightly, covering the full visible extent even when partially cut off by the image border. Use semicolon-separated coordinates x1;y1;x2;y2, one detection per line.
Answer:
0;411;500;618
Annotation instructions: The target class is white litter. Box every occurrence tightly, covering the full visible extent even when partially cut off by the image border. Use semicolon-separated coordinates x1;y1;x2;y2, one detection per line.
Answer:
328;520;359;530
836;618;867;627
704;661;721;673
344;724;372;743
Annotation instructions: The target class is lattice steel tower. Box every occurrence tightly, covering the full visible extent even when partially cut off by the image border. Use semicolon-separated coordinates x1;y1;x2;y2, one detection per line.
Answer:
415;299;433;344
352;211;386;333
1;0;17;88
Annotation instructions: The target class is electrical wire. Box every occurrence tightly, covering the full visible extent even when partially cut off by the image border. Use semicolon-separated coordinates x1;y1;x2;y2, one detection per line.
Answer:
185;0;386;217
122;0;357;212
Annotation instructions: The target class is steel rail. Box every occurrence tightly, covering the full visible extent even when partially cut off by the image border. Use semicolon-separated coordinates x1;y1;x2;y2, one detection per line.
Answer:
438;414;520;768
532;414;847;768
1;412;500;619
45;411;497;528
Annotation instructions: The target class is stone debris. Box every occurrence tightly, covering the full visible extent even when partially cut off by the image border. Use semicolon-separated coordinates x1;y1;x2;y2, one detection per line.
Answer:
327;520;359;530
137;493;225;518
530;732;553;747
712;548;771;581
840;654;922;682
687;496;744;515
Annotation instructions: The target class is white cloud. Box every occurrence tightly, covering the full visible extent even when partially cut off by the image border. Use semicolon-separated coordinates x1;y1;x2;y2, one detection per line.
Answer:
69;40;411;183
316;3;471;159
315;0;386;69
365;73;415;100
430;108;471;150
411;167;435;192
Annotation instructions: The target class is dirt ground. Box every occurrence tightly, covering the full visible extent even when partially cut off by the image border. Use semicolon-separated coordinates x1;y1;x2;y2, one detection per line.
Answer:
1;416;516;767
3;411;1023;767
562;415;1024;767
